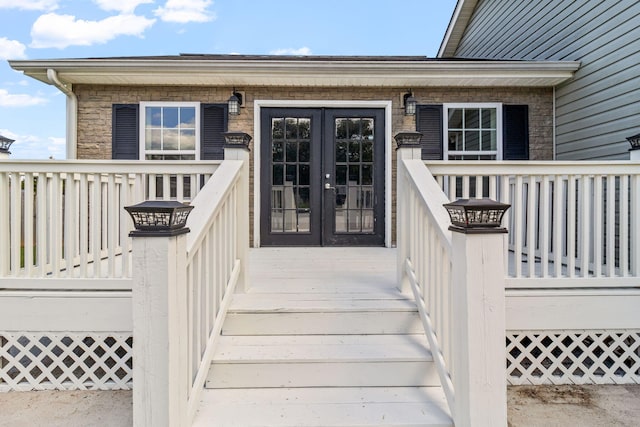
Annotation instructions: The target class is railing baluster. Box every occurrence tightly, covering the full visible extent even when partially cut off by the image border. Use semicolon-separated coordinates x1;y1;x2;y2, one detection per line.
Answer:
553;175;563;278
526;176;536;278
620;175;629;277
63;172;76;277
23;173;35;276
630;174;640;276
9;172;21;276
514;176;524;277
50;173;62;277
540;176;550;278
79;174;89;277
567;176;577;277
580;176;591;277
0;172;9;276
593;175;603;277
606;175;616;277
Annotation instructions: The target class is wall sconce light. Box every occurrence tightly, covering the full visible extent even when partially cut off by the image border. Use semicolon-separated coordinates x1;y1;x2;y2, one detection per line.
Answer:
0;134;15;157
443;198;510;234
626;133;640;151
125;200;194;237
228;89;243;116
403;91;417;116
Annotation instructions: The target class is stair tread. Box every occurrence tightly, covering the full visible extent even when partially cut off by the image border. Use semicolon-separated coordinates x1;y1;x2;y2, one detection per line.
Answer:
213;334;432;363
193;387;453;427
229;293;417;313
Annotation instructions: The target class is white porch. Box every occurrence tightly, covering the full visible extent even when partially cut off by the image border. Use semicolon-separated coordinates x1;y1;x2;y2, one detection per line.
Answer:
1;146;639;426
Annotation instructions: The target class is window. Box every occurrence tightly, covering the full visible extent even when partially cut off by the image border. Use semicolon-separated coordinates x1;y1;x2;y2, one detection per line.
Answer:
140;102;200;160
443;103;502;160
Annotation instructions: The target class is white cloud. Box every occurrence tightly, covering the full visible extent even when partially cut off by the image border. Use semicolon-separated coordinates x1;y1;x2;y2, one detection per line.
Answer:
270;47;312;56
0;38;27;60
0;89;48;107
0;130;66;159
94;0;153;14
30;13;156;49
154;0;215;23
0;0;58;11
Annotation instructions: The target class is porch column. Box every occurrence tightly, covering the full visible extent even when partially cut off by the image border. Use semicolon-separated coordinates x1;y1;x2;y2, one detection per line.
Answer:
450;223;507;427
223;132;251;293
130;218;190;427
395;132;422;293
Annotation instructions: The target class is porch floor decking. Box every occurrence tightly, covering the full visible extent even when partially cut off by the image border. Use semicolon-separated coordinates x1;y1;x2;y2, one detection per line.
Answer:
247;247;398;294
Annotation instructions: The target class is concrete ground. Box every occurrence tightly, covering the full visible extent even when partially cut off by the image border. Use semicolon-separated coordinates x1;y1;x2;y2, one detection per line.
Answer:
1;385;639;426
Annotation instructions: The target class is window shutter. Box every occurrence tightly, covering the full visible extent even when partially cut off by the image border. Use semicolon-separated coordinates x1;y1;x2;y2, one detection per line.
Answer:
112;104;139;159
201;104;228;160
503;105;529;160
416;105;443;160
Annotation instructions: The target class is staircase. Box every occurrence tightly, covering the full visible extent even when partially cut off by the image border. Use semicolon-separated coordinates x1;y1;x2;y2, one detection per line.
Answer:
192;248;453;427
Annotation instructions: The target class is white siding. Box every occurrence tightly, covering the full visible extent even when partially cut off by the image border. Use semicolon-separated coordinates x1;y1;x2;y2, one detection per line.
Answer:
453;0;640;160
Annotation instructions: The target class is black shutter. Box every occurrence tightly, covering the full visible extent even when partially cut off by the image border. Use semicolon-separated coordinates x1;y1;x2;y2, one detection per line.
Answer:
112;104;139;160
416;105;443;160
503;105;529;160
201;104;228;160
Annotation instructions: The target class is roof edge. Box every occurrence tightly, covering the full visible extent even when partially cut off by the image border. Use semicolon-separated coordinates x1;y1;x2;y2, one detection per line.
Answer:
438;0;479;58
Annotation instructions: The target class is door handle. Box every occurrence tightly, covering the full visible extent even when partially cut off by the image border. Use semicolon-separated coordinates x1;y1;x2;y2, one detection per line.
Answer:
324;182;335;191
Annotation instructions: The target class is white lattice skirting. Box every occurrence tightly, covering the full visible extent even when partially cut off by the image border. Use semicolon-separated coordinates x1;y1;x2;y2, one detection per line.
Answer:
0;332;132;392
507;330;640;385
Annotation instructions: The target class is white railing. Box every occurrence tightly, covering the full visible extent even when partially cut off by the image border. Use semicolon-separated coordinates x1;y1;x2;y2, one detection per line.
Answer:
184;159;248;423
127;146;250;426
0;161;219;283
397;157;456;414
426;161;640;284
398;149;508;426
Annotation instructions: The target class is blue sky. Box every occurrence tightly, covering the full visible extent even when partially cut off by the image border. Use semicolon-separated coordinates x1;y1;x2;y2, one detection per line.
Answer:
0;0;457;159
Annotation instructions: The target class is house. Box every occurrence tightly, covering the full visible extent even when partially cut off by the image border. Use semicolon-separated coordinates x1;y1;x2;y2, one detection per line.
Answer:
2;4;639;426
8;54;579;246
439;0;640;160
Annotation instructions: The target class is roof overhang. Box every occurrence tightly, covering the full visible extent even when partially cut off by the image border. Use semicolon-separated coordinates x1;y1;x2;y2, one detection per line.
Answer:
9;56;580;88
438;0;479;58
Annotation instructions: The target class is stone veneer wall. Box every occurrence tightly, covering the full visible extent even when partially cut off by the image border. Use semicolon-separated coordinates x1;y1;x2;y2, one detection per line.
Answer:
74;85;553;243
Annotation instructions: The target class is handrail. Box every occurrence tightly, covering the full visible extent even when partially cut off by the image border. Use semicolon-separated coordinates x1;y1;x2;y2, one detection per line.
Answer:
182;160;246;424
398;157;456;417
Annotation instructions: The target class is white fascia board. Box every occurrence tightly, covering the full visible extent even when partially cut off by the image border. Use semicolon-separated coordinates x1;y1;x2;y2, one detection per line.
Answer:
9;58;580;87
438;0;479;58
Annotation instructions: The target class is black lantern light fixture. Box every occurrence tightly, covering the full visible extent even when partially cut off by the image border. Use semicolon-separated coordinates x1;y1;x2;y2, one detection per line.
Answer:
394;131;423;148
443;198;511;234
125;200;194;237
403;91;417;116
228;89;243;116
0;134;15;155
626;133;640;151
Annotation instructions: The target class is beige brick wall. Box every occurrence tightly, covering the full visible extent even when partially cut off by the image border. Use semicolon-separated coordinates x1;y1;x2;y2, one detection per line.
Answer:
74;84;553;243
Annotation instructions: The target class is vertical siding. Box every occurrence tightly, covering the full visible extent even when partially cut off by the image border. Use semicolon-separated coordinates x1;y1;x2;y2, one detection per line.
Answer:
454;0;640;160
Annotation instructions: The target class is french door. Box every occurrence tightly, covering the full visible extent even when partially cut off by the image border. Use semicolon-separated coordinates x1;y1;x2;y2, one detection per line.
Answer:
260;108;385;246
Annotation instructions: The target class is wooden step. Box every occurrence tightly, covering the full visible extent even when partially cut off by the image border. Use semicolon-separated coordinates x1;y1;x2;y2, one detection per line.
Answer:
193;387;453;427
206;334;438;388
222;293;423;335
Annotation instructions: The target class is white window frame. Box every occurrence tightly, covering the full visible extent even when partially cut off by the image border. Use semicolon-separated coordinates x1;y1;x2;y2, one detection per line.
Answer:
139;101;201;160
443;103;503;160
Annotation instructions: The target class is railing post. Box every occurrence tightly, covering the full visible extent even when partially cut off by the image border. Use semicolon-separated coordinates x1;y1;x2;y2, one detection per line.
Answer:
129;205;191;427
223;132;251;293
395;132;422;294
449;216;508;426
